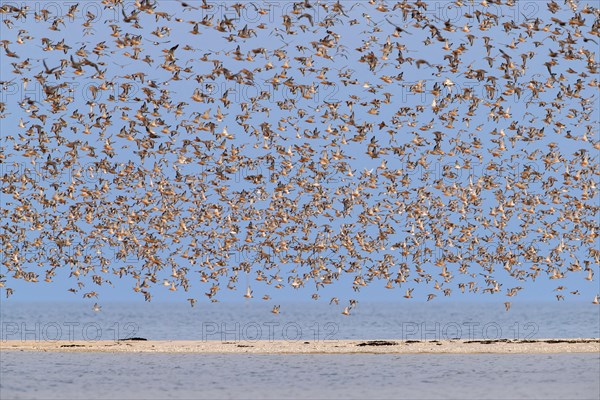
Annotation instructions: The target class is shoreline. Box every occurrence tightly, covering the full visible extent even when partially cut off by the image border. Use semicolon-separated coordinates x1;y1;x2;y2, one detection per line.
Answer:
1;339;598;354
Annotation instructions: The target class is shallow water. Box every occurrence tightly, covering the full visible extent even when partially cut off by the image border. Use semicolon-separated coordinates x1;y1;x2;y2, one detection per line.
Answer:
2;302;599;399
1;352;599;400
1;302;598;341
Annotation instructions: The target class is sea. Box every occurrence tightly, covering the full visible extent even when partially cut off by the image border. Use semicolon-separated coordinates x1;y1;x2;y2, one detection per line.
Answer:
1;302;599;399
1;301;598;341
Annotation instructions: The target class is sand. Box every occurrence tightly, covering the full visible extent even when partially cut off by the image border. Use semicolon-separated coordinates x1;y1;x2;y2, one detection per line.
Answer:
1;339;598;354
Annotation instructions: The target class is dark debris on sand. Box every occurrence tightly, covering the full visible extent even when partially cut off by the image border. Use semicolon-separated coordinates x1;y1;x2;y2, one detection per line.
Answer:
356;340;398;347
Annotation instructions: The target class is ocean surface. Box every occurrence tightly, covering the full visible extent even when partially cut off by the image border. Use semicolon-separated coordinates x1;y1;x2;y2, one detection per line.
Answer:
1;302;599;400
1;301;598;341
1;352;599;400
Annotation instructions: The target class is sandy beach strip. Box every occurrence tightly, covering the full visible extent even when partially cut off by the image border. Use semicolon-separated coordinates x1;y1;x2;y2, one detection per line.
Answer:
1;339;598;354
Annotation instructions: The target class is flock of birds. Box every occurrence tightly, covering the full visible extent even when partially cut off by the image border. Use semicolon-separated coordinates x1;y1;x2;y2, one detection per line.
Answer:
0;0;599;313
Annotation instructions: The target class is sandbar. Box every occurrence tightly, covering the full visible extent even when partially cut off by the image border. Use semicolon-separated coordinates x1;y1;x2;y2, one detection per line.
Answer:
1;339;598;354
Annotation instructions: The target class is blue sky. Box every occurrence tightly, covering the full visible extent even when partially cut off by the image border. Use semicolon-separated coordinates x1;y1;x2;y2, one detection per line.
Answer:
0;0;598;306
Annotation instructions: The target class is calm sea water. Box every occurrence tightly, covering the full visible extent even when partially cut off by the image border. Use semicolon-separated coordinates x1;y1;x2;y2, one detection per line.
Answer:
1;302;598;341
1;352;599;400
1;302;599;400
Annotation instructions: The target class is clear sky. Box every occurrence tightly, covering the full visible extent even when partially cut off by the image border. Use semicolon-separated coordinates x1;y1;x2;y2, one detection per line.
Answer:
0;0;598;307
